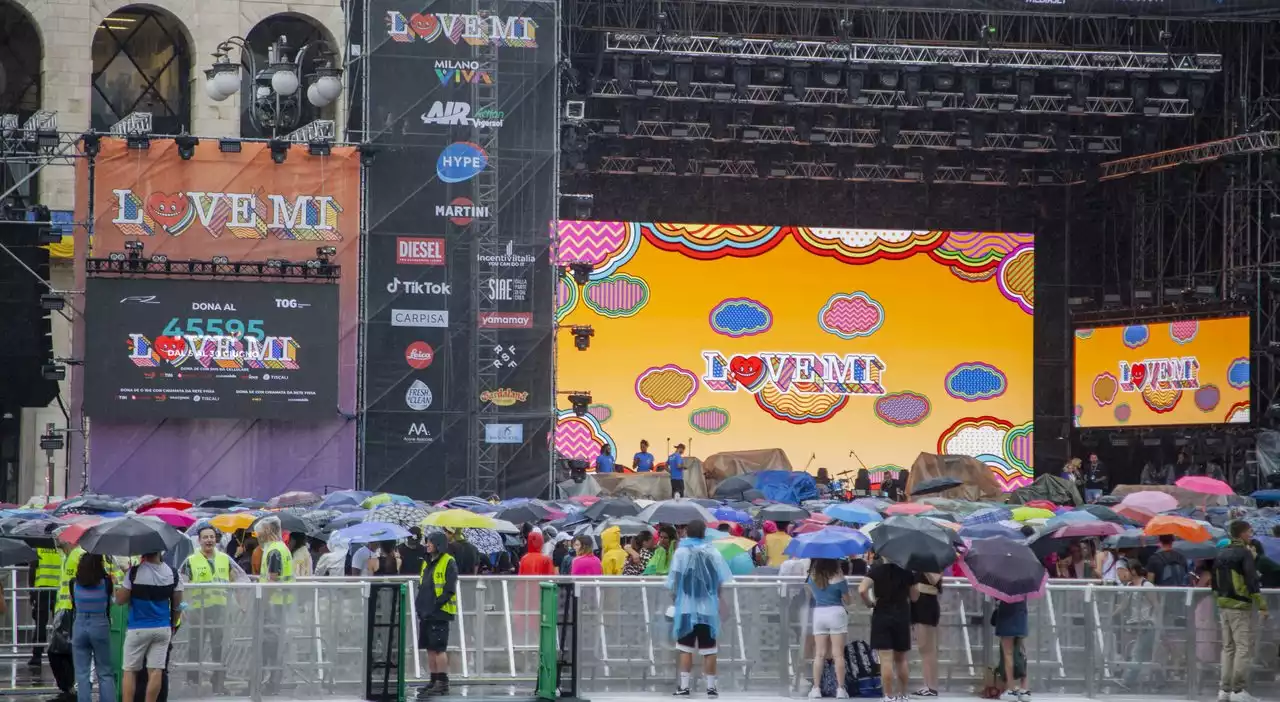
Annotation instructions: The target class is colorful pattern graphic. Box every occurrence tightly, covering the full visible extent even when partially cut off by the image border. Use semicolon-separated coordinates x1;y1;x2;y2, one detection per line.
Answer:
588;404;613;424
556;270;579;322
1227;401;1250;423
1075;316;1249;427
552;409;614;468
555;222;1033;489
583;273;650;318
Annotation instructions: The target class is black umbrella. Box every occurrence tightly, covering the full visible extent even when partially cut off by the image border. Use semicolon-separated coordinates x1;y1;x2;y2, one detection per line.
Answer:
497;502;553;524
197;496;252;509
759;504;810;523
592;517;656;538
689;498;722;508
1171;540;1219;560
8;520;63;549
713;476;756;501
251;512;309;534
54;496;129;516
871;515;959;571
1079;504;1137;527
79;516;184;557
1101;529;1157;550
637;500;716;526
959;536;1047;602
0;537;37;566
583;498;641;521
911;477;964;497
1094;495;1122;506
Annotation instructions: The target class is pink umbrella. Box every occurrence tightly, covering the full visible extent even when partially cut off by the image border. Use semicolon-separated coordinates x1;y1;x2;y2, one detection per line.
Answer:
1121;491;1179;514
1114;504;1155;525
1051;521;1125;539
885;502;935;516
142;507;196;528
1176;476;1235;496
792;519;827;535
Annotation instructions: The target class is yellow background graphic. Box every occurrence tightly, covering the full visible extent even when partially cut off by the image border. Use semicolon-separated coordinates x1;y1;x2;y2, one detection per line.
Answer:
1073;316;1250;428
553;222;1035;489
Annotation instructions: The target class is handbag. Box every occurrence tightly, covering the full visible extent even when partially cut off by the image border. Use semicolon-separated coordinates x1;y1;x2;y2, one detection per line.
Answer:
48;608;74;656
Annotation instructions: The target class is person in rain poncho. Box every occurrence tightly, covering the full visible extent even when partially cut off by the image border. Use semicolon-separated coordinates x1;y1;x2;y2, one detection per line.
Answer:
667;519;734;697
762;520;792;567
600;526;627;576
518;530;555;576
644;525;677;576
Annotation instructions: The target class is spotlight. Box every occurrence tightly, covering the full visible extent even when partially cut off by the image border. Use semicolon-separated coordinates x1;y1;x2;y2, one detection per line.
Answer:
308;140;332;157
126;135;150;150
1131;75;1150;107
81;133;101;158
763;66;785;84
1157;77;1181;97
268;139;290;164
933;71;955;91
786;65;808;102
1133;289;1154;305
219;138;241;153
571;325;595;351
733;62;751;95
174;134;198;161
962;73;979;105
569;261;594;285
615;57;635;92
40;294;65;311
316;246;337;259
903;69;921;101
674;59;693;93
704;62;726;82
1016;73;1035;107
648;57;671;80
1188;78;1208;110
880;114;900;145
568;392;593;416
358;143;378;167
212;255;230;265
992;74;1013;92
1194;284;1216;300
878;70;899;89
820;68;842;88
845;68;865;103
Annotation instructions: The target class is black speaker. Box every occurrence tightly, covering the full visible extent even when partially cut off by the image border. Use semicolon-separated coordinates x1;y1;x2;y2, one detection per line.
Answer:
0;220;57;409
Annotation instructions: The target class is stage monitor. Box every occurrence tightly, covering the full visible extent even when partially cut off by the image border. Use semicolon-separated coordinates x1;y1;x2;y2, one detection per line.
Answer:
553;222;1035;490
84;278;339;420
1072;315;1250;428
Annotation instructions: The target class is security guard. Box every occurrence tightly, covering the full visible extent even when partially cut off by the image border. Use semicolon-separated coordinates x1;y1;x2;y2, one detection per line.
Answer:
181;525;243;693
27;546;62;666
256;517;294;694
49;540;83;698
417;531;457;697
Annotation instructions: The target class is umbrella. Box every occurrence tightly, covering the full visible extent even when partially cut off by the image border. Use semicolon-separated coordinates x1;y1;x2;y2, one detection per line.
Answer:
823;504;882;524
713;476;757;501
1144;515;1212;542
79;516;184;557
496;502;553;524
871;515;959;571
1095;495;1122;506
363;503;435;530
0;537;37;567
712;507;753;525
1115;504;1156;525
320;490;371;509
637;500;716;526
911;477;964;497
463;528;505;554
1023;500;1059;512
1050;521;1125;539
885;503;935;516
583;498;642;521
147;498;193;511
141;507;196;529
566;495;601;507
197;496;248;509
1252;489;1280;503
962;507;1012;526
6;520;62;548
959;537;1047;603
1121;491;1179;514
759;504;810;523
54;496;129;516
251;512;309;534
783;526;871;559
792;519;829;535
1102;529;1156;550
1170;540;1220;560
336;522;412;544
1175;476;1235;496
1078;504;1134;526
1011;507;1054;522
1043;511;1098;532
57;516;105;545
713;537;760;560
324;512;369;530
267;491;321;509
210;512;259;533
960;522;1025;540
297;508;342;532
422;509;497;530
590;517;655;538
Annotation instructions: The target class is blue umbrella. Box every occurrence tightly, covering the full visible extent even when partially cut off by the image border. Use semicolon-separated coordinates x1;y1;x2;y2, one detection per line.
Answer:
326;512;370;530
1043;511;1097;532
823;504;882;524
728;551;755;575
783;526;871;559
336;522;412;544
1252;490;1280;503
960;522;1025;540
713;507;752;525
320;490;371;509
962;506;1012;526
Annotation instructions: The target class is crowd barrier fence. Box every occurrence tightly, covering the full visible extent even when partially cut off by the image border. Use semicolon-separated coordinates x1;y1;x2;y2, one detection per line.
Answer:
3;568;1280;699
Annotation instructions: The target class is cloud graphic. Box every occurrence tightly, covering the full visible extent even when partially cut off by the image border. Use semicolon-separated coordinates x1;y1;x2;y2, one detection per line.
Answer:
1228;358;1250;389
1074;329;1094;340
818;292;885;339
1195;385;1220;413
945;362;1008;401
709;298;772;338
634;364;699;410
874;391;931;427
1170;319;1199;344
689;407;731;434
1122;325;1149;349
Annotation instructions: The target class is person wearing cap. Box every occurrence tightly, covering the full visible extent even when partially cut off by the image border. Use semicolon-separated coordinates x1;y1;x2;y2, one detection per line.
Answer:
669;444;687;498
417;531;458;697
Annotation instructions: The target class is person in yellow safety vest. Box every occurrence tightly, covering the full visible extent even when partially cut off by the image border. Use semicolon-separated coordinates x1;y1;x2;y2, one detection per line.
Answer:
179;525;247;694
416;531;458;698
256;516;294;695
26;546;63;666
49;540;84;699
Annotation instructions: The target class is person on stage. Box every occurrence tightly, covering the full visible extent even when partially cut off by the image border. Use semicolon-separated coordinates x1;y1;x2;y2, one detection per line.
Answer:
669;444;687;498
596;446;616;473
633;440;655;472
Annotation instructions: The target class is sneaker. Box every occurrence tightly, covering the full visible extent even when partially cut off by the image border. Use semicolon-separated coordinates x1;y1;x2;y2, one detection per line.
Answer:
808;686;823;699
1018;691;1032;702
914;690;938;697
1230;692;1259;702
1217;692;1231;702
836;689;850;699
673;688;691;697
1001;691;1022;702
707;688;719;698
881;696;895;702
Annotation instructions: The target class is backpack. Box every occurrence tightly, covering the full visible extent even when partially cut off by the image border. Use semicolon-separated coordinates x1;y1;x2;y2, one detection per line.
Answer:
844;640;880;695
820;658;840;697
1152;551;1189;587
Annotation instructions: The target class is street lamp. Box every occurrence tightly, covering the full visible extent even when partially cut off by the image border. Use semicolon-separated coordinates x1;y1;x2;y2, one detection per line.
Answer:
203;35;343;136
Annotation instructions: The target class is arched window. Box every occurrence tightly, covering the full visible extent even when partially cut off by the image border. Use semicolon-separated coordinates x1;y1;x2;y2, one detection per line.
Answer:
91;6;191;135
0;0;40;117
240;14;339;139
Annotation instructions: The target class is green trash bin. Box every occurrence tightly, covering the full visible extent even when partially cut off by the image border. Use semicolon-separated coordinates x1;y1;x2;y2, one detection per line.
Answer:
109;602;129;701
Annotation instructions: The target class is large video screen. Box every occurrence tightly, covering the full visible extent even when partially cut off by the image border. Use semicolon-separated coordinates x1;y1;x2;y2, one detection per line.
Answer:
85;278;339;420
1073;316;1250;428
553;222;1035;490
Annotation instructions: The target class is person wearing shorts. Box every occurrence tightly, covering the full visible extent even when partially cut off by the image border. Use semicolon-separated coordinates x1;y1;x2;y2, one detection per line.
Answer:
860;557;917;702
911;572;943;696
806;559;851;699
117;554;182;702
417;532;458;698
669;519;732;698
668;444;687;498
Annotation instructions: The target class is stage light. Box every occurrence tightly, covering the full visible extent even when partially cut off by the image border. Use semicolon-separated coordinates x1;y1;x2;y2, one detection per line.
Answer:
1131;75;1150;108
308;140;332;157
794;112;812;142
1157;77;1181;97
1016;73;1035;107
40;294;65;311
903;69;921;101
733;62;751;95
570;326;595;351
962;73;979;106
763;66;785;84
316;246;337;259
704;62;726;82
1102;293;1122;308
569;261;594;285
219;138;241;153
358;144;378;167
992;74;1013;92
1105;77;1126;93
126;135;150;150
269;139;289;164
674;59;693;93
1067;296;1093;310
1133;289;1154;305
1188;78;1208;110
1053;74;1074;93
878;70;899;89
149;254;168;264
621;104;638;134
212;255;230;265
174;134;198;160
880;114;901;146
820;68;842;88
709;110;728;139
648;57;671;80
787;65;808;102
1194;284;1216;300
568;392;593;416
933;71;955;91
615;57;635;92
81;133;101;158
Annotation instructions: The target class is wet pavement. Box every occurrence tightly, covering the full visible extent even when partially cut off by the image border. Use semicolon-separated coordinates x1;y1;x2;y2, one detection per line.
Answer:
0;658;60;697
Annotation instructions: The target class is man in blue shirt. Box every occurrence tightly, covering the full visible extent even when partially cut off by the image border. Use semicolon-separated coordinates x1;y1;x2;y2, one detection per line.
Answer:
669;443;687;498
596;446;615;473
633;440;655;472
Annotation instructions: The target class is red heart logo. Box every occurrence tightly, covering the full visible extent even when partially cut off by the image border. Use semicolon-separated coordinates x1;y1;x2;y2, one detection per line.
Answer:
145;192;189;231
729;355;765;389
409;12;439;40
154;335;185;362
1130;362;1147;389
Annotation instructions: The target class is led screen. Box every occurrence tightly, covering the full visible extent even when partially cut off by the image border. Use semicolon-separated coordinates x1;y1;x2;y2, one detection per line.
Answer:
1073;315;1250;428
553;222;1035;490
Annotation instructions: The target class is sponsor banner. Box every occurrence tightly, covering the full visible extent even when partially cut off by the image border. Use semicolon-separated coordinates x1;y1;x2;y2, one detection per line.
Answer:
405;378;435;410
480;387;528;407
387;277;451;296
405;341;435;369
391;309;450;327
479;311;533;329
436;197;489;227
76;138;360;496
437;142;488;183
484;423;524;444
479;241;538;268
421;101;506;129
397;237;446;265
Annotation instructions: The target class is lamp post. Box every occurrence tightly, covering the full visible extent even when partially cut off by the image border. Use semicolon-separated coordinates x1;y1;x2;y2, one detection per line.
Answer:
203;35;343;137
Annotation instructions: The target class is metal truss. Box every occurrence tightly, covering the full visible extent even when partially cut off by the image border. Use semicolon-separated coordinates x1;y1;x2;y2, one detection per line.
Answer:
594;155;1070;185
284;120;336;143
602;119;1122;154
593;80;1193;118
606;33;1223;73
108;112;151;136
1093;132;1280;182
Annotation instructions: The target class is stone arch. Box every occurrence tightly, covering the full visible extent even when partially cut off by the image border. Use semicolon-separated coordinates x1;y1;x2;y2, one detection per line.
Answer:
90;3;194;134
0;0;42;116
239;12;343;139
